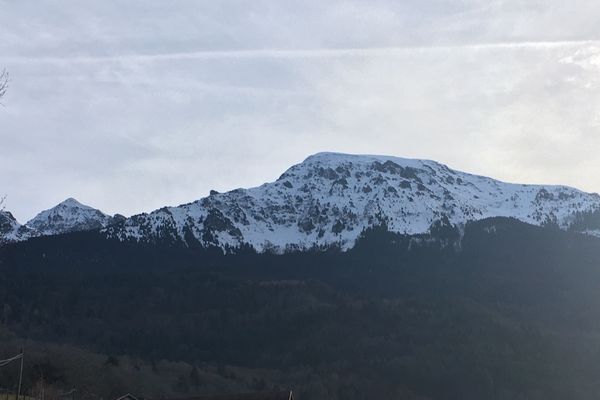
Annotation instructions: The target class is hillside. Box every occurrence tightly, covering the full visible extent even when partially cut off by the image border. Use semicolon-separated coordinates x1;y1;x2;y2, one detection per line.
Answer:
3;218;600;399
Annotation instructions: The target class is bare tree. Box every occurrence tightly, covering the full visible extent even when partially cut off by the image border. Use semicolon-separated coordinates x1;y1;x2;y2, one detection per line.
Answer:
0;69;8;101
1;70;8;211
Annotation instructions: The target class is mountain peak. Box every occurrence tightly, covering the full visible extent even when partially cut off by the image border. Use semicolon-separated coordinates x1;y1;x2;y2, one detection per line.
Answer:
61;197;82;205
302;152;432;167
26;198;112;235
58;197;94;209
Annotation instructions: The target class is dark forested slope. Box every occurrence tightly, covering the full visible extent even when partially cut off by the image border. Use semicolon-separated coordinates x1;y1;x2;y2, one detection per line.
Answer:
2;218;600;399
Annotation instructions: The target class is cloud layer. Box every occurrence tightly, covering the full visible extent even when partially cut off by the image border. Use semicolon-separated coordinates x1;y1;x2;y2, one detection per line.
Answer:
2;1;600;221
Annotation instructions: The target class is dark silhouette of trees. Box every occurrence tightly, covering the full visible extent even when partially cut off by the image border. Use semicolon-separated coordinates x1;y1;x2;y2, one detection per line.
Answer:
189;366;201;387
3;218;600;399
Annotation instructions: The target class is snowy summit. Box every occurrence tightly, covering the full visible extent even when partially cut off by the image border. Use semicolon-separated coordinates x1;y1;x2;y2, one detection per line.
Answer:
26;197;115;235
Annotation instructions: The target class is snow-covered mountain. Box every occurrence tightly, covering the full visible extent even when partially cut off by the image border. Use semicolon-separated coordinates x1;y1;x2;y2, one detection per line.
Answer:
26;198;121;235
105;152;600;252
3;153;600;250
0;198;125;244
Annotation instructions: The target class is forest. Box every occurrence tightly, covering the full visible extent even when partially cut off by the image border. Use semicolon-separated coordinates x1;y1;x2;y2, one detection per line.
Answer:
2;218;600;400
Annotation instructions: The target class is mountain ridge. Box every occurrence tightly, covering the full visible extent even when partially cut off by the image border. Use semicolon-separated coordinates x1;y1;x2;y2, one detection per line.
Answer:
105;152;600;252
3;152;600;250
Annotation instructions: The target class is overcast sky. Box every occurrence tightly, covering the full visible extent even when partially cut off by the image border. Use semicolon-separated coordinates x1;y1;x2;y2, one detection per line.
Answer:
2;0;600;222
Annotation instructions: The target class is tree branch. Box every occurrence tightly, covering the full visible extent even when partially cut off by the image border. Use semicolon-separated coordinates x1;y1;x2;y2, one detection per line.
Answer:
0;69;9;102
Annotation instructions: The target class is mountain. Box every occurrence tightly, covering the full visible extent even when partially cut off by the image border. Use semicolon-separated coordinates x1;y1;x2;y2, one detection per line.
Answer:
0;198;125;244
4;152;600;250
26;197;122;235
106;152;600;252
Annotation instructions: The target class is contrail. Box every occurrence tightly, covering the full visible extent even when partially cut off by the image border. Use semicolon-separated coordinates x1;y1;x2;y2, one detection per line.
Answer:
4;40;600;64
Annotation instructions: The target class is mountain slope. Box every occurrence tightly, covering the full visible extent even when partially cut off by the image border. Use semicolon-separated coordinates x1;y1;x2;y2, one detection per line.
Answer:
0;210;34;244
4;217;600;400
106;152;600;252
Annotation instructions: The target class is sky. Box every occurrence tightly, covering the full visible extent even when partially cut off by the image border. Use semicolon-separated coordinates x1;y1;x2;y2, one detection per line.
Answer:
2;0;600;222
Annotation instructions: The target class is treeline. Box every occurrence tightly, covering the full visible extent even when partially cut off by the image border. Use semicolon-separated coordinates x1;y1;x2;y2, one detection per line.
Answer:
2;219;600;399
